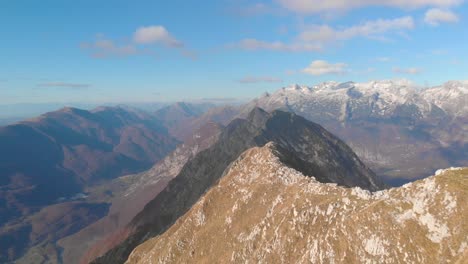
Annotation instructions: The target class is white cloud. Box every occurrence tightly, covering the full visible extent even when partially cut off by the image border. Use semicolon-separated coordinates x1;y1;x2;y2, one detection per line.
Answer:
235;38;322;52
276;0;463;14
424;8;459;25
81;25;192;59
302;60;348;75
299;16;414;43
278;25;289;34
238;76;283;83
234;16;414;52
133;26;183;47
80;37;139;58
37;82;91;89
231;3;274;16
393;67;422;74
285;69;297;75
376;57;391;62
430;49;449;55
363;67;376;73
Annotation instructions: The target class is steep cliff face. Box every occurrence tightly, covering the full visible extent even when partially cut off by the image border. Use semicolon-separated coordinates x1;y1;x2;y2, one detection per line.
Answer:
126;144;467;264
93;108;383;263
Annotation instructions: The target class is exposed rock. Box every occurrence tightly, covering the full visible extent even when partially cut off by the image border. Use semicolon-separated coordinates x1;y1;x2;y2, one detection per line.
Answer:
92;108;383;263
126;145;467;264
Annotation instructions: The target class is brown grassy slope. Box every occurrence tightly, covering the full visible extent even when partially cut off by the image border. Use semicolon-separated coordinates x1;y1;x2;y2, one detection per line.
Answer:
127;143;467;264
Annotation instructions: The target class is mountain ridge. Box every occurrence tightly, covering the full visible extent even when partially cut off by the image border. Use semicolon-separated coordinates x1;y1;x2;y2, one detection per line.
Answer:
125;142;467;263
92;107;384;263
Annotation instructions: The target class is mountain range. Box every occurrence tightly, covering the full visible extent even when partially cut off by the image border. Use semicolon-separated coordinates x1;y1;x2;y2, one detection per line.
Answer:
92;108;385;263
2;102;232;263
245;80;467;184
0;80;466;263
0;106;179;262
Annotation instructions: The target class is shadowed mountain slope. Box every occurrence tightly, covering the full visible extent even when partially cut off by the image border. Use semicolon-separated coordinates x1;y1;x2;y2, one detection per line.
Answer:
56;122;223;264
0;106;178;262
93;108;383;263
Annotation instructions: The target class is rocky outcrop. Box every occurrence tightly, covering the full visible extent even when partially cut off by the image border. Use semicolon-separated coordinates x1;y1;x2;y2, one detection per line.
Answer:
126;144;467;264
93;108;383;263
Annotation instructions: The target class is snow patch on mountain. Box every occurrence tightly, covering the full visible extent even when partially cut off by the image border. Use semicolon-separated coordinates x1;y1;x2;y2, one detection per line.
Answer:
435;167;464;176
249;80;467;121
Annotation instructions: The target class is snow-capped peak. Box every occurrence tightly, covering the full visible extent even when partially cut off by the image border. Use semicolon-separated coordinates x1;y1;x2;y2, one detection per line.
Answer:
284;84;311;92
253;80;467;120
419;81;468;116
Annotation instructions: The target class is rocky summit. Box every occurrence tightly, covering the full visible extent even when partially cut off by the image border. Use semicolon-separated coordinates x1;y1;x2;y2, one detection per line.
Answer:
126;143;467;264
92;108;384;263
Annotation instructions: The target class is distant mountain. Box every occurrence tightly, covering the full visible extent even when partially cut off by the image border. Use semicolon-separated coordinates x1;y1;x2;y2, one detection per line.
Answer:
0;116;28;126
0;103;101;122
0;102;169;125
154;102;215;140
421;80;468;117
57;122;223;264
154;102;237;141
92;108;383;263
126;144;468;263
0;106;178;262
244;80;467;121
3;80;466;263
243;80;468;183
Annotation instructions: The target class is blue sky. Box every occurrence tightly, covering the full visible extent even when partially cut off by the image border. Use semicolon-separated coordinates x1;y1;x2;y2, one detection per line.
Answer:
0;0;467;104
